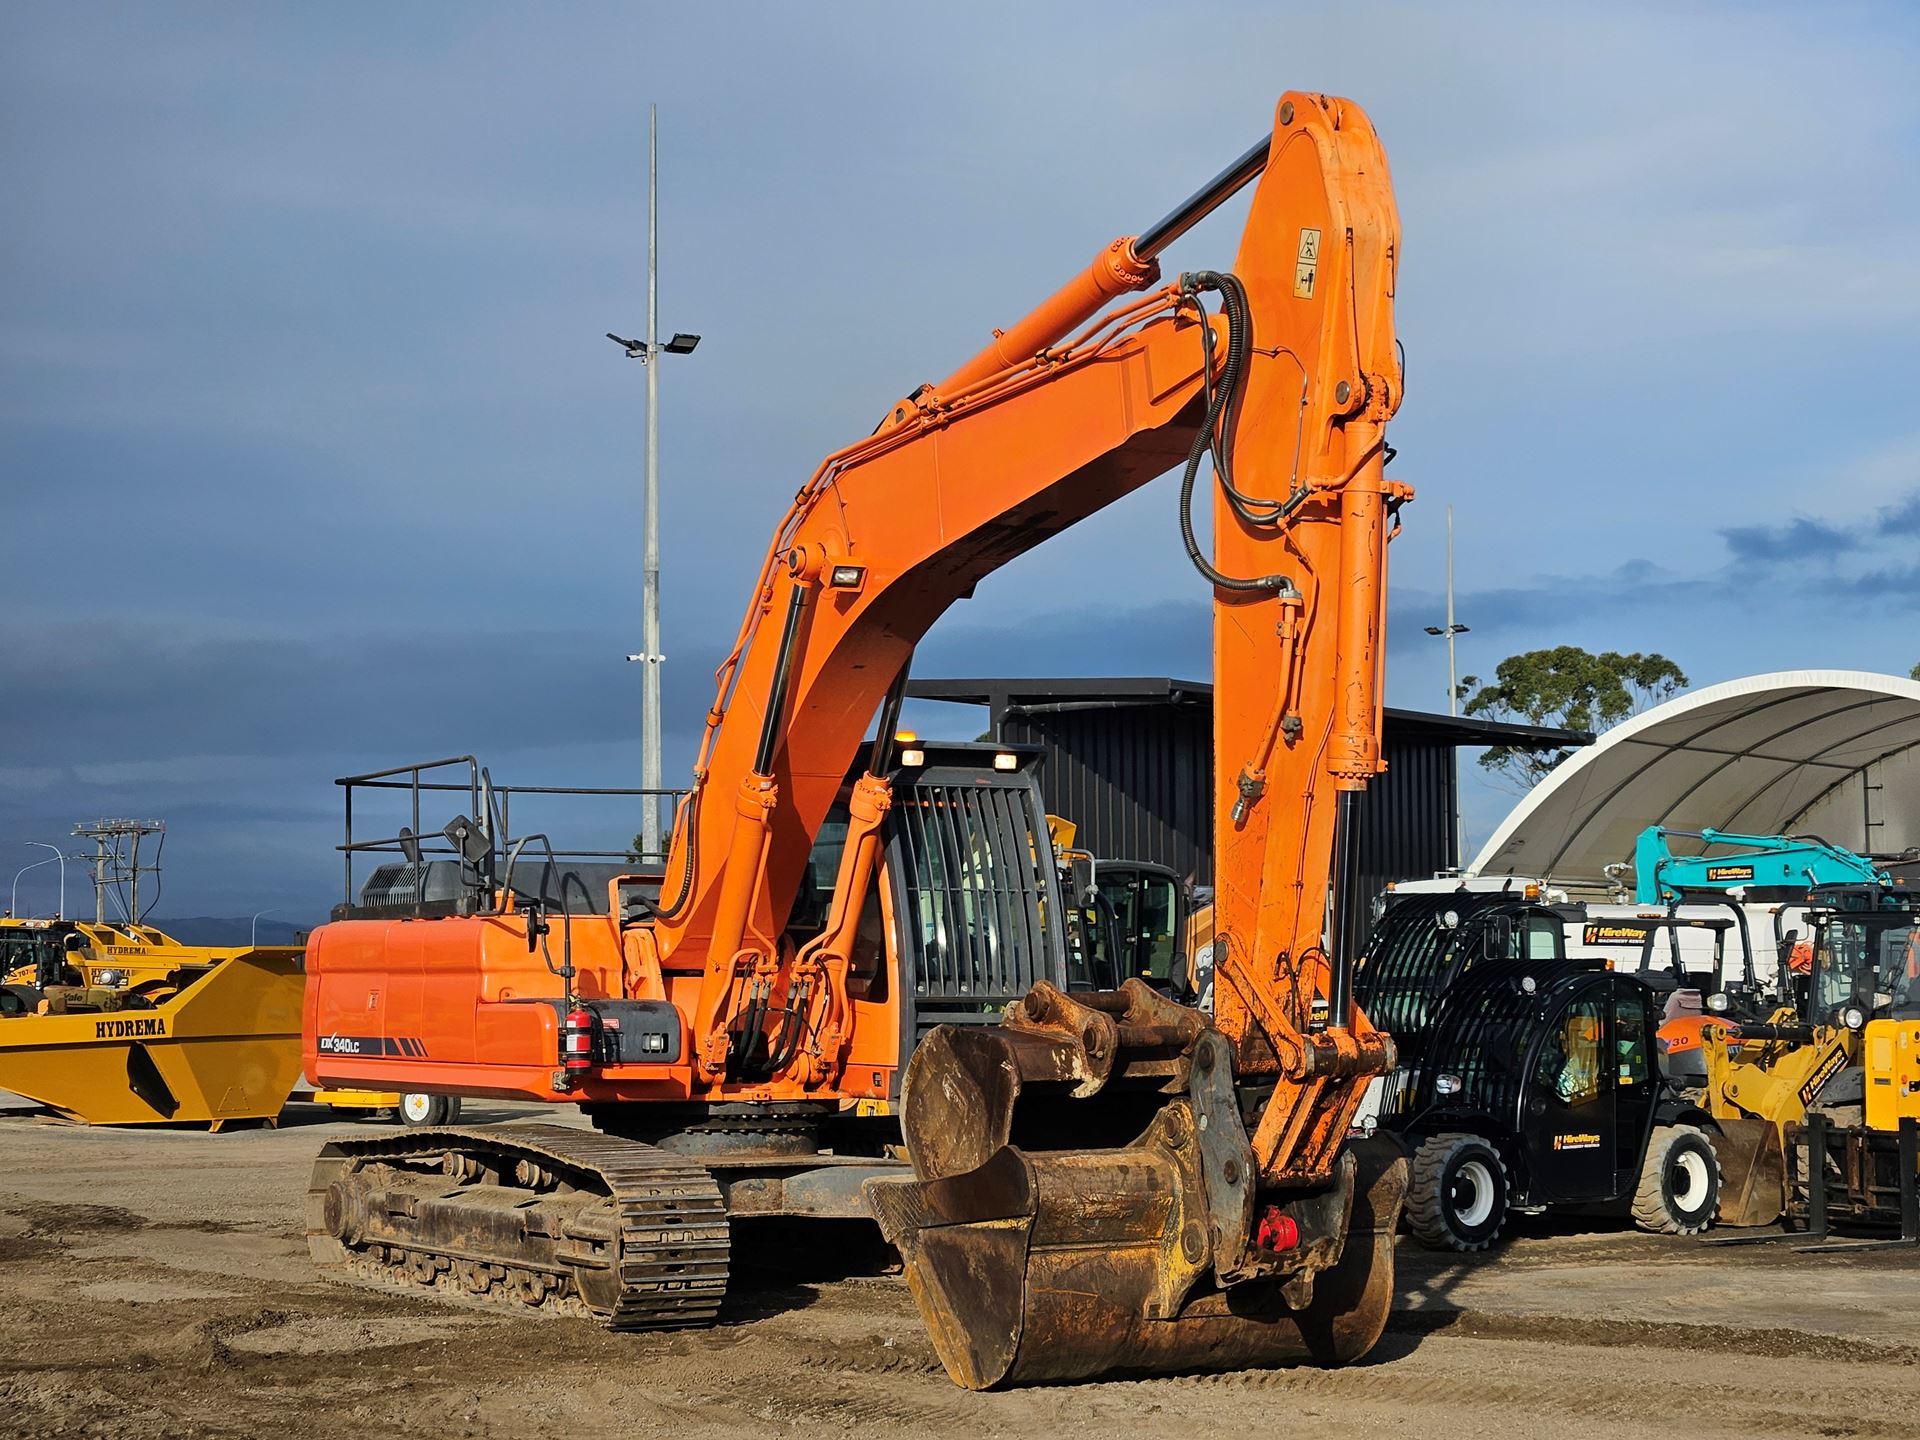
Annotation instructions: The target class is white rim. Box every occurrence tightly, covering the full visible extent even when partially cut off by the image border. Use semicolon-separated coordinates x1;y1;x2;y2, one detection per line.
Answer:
402;1093;434;1123
1671;1147;1710;1213
1451;1157;1498;1228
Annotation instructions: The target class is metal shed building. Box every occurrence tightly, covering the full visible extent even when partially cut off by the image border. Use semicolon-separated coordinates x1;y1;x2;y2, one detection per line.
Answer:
907;676;1589;899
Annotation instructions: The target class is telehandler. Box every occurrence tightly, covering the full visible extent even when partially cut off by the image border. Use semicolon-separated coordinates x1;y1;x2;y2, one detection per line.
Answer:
305;91;1412;1388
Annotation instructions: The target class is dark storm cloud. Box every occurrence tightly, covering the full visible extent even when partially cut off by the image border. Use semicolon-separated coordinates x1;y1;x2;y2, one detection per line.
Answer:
1720;516;1860;565
0;617;730;769
5;4;1919;916
1879;492;1920;535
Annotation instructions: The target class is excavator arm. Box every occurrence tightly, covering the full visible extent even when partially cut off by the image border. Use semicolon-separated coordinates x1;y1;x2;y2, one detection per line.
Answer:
648;92;1412;1387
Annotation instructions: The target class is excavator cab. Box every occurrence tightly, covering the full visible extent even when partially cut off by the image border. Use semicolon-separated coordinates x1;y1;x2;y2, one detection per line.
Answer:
783;741;1064;1033
881;747;1067;1040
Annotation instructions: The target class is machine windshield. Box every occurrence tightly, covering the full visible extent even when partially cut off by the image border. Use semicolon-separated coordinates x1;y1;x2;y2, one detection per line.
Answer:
1812;916;1920;1020
0;928;63;986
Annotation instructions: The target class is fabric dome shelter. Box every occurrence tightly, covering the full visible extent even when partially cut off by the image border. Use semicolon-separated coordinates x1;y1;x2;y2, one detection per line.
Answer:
1468;671;1920;898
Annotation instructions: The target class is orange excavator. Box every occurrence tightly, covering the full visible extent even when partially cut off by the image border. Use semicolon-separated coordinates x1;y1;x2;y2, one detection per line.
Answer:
304;90;1409;1388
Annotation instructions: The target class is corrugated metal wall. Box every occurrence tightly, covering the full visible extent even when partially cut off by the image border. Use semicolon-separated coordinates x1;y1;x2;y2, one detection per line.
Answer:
1001;705;1456;897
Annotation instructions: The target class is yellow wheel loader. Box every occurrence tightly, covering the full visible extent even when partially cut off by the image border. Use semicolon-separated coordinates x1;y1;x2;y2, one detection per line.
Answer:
1665;883;1920;1230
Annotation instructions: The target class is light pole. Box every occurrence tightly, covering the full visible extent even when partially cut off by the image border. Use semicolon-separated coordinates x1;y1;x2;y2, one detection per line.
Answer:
25;842;67;918
250;907;281;946
10;852;65;918
607;103;701;864
1424;506;1470;866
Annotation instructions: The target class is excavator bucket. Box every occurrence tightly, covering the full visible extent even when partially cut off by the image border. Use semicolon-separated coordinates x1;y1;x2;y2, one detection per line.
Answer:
866;982;1407;1389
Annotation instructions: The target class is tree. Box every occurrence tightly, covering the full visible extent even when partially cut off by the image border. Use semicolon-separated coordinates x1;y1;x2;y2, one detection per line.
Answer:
1909;662;1920;682
1458;646;1688;790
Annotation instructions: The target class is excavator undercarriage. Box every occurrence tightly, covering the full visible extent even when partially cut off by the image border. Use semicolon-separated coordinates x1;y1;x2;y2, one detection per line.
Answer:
311;1125;730;1327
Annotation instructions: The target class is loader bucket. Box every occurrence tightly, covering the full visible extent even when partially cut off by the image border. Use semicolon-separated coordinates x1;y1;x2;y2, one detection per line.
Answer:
1710;1116;1786;1228
867;982;1407;1389
0;949;304;1129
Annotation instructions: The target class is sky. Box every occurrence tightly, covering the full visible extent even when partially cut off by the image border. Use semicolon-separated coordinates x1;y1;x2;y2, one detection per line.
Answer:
3;2;1918;922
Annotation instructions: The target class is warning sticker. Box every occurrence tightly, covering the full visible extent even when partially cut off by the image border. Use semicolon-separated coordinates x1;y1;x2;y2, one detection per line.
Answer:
1294;227;1322;298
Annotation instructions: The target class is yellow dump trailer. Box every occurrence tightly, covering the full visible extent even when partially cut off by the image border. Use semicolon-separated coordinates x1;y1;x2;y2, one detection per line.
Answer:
0;947;303;1129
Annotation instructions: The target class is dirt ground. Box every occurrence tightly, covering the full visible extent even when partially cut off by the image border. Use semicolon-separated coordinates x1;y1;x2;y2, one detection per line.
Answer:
3;1096;1917;1439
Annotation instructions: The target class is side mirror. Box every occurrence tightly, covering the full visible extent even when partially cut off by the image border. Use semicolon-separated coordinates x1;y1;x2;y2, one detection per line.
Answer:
443;815;493;867
524;904;549;953
1068;854;1096;906
398;825;423;865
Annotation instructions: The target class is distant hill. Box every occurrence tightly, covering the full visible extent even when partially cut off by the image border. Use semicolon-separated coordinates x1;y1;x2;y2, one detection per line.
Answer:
148;916;313;947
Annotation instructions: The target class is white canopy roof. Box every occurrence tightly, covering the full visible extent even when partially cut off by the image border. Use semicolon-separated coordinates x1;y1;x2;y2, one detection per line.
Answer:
1469;670;1920;895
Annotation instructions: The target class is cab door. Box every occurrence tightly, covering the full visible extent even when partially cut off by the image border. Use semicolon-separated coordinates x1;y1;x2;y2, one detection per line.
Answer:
1609;979;1658;1193
1524;985;1616;1202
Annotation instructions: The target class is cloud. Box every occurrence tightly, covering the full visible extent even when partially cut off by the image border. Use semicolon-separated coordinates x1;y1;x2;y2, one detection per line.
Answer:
1721;516;1861;566
5;3;1919;914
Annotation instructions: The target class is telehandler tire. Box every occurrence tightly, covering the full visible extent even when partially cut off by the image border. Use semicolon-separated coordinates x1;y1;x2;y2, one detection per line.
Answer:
1406;1132;1508;1251
1632;1124;1721;1234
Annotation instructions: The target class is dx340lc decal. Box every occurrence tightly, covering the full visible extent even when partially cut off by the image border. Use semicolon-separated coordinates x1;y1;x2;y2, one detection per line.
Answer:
318;1034;429;1058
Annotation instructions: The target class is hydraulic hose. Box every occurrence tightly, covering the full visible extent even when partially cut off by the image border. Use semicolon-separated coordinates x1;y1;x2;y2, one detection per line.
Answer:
1177;271;1296;592
649;789;700;921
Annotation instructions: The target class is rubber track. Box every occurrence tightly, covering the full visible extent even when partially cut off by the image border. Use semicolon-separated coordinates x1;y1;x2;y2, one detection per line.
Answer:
307;1124;730;1331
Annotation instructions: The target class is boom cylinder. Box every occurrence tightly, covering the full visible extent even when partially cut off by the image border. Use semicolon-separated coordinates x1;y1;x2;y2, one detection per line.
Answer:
1133;134;1272;260
694;578;815;1074
935;131;1273;397
753;579;813;776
